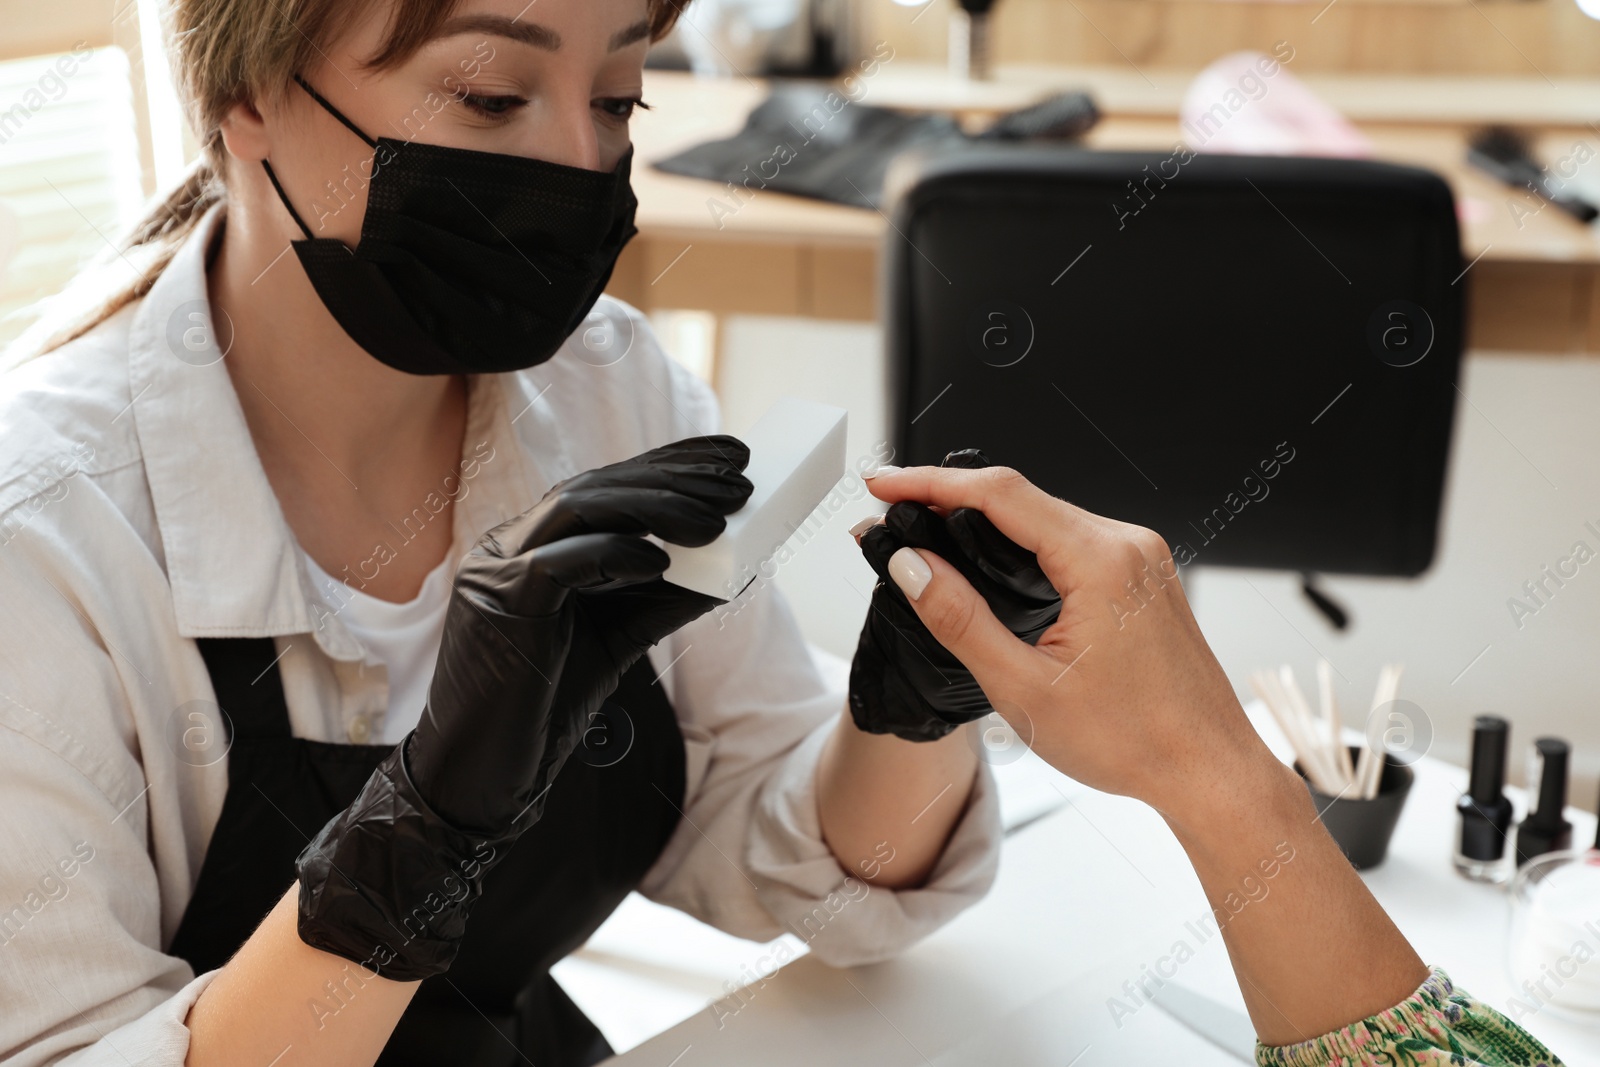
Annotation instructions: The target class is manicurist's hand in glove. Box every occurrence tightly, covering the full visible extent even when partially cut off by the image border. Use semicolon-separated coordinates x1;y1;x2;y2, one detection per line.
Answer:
810;448;1059;892
186;437;751;1066
848;449;1060;742
860;461;1567;1067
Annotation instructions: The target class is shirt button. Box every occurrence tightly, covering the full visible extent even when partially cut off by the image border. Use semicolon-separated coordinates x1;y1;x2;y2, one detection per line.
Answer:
346;713;372;743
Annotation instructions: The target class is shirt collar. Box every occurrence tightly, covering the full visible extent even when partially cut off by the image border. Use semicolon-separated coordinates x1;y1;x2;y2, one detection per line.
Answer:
127;202;540;659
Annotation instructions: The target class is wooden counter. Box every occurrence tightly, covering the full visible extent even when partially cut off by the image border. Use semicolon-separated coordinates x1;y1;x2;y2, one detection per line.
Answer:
608;67;1600;354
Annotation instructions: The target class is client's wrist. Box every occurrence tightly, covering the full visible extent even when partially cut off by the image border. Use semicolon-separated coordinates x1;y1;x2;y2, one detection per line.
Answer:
1157;743;1308;859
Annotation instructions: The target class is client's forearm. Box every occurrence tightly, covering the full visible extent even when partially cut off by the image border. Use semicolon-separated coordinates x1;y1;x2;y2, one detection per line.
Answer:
1162;755;1428;1047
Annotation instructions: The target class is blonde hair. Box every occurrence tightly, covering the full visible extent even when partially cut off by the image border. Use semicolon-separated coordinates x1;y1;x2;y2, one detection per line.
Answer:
16;0;688;360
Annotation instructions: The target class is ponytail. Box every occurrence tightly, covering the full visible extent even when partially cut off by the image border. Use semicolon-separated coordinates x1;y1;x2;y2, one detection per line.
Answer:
6;158;223;366
124;157;224;256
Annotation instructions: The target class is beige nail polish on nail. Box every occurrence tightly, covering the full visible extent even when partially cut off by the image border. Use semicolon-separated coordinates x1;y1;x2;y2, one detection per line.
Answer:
848;515;881;538
862;464;902;479
888;546;932;600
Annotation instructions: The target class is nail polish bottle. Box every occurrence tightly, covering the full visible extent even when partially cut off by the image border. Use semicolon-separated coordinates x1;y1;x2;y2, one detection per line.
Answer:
1454;716;1515;883
1515;737;1574;867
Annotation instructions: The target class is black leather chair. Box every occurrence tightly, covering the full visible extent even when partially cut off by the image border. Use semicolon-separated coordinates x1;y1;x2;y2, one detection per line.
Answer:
881;147;1464;588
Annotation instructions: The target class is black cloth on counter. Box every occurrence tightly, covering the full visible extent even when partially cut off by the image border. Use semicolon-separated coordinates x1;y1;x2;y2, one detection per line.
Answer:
653;82;1098;210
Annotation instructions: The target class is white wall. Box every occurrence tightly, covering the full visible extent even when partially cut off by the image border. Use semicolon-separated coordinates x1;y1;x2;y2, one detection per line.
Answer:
1190;352;1600;817
713;316;1600;817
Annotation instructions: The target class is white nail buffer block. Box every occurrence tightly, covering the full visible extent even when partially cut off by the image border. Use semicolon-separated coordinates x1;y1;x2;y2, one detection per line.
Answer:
660;396;848;600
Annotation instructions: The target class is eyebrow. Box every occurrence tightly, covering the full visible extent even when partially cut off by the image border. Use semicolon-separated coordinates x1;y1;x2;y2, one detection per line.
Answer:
432;15;653;53
608;18;652;50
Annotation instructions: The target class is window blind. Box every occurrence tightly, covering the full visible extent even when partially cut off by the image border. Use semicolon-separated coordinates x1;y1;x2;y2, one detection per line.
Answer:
0;45;144;349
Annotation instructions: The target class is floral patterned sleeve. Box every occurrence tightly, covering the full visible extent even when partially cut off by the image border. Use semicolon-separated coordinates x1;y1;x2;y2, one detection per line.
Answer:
1255;968;1565;1067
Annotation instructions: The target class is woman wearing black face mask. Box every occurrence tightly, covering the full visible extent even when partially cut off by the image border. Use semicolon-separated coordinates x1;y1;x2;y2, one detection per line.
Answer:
0;3;1007;1067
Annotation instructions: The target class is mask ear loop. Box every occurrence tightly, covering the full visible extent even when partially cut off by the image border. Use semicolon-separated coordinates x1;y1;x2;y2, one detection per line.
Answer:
291;73;381;150
261;74;382;244
260;158;317;241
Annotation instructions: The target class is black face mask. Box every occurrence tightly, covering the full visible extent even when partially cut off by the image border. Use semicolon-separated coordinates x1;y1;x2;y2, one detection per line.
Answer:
261;74;639;376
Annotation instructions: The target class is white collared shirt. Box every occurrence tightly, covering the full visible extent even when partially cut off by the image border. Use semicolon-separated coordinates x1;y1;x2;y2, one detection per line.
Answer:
0;204;1000;1066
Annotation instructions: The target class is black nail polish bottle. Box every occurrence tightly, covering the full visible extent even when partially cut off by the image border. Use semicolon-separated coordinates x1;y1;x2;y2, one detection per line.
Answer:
1515;737;1574;867
1455;716;1515;883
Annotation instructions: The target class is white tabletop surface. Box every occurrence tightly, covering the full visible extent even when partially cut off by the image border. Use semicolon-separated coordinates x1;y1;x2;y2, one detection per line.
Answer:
560;695;1600;1066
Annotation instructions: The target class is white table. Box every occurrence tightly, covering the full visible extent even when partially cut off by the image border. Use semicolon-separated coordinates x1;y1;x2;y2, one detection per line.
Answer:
563;699;1599;1066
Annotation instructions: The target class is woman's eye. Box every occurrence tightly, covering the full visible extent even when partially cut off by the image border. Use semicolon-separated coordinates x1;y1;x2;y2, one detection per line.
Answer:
595;97;651;121
460;93;526;120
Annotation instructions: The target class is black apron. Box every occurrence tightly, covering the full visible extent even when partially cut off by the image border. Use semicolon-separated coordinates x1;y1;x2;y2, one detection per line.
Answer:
167;636;686;1067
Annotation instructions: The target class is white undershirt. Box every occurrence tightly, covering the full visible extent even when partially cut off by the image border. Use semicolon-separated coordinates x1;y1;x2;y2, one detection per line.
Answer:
301;548;455;745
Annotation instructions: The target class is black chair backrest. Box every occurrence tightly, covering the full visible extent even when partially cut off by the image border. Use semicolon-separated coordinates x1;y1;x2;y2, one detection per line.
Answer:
883;147;1464;577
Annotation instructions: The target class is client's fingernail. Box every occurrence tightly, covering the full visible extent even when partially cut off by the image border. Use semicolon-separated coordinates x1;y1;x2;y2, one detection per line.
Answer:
862;464;902;479
888;546;932;601
848;515;881;538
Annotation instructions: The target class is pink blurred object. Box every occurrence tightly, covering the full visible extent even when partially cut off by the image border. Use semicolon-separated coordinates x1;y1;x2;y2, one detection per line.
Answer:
1180;51;1373;158
1457;196;1492;225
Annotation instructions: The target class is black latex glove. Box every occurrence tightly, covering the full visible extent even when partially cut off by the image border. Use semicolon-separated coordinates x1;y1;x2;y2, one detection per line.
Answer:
295;435;752;980
848;449;1061;742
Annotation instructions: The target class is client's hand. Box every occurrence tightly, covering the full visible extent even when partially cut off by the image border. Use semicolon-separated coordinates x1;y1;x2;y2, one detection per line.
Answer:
864;460;1264;812
863;462;1430;1049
